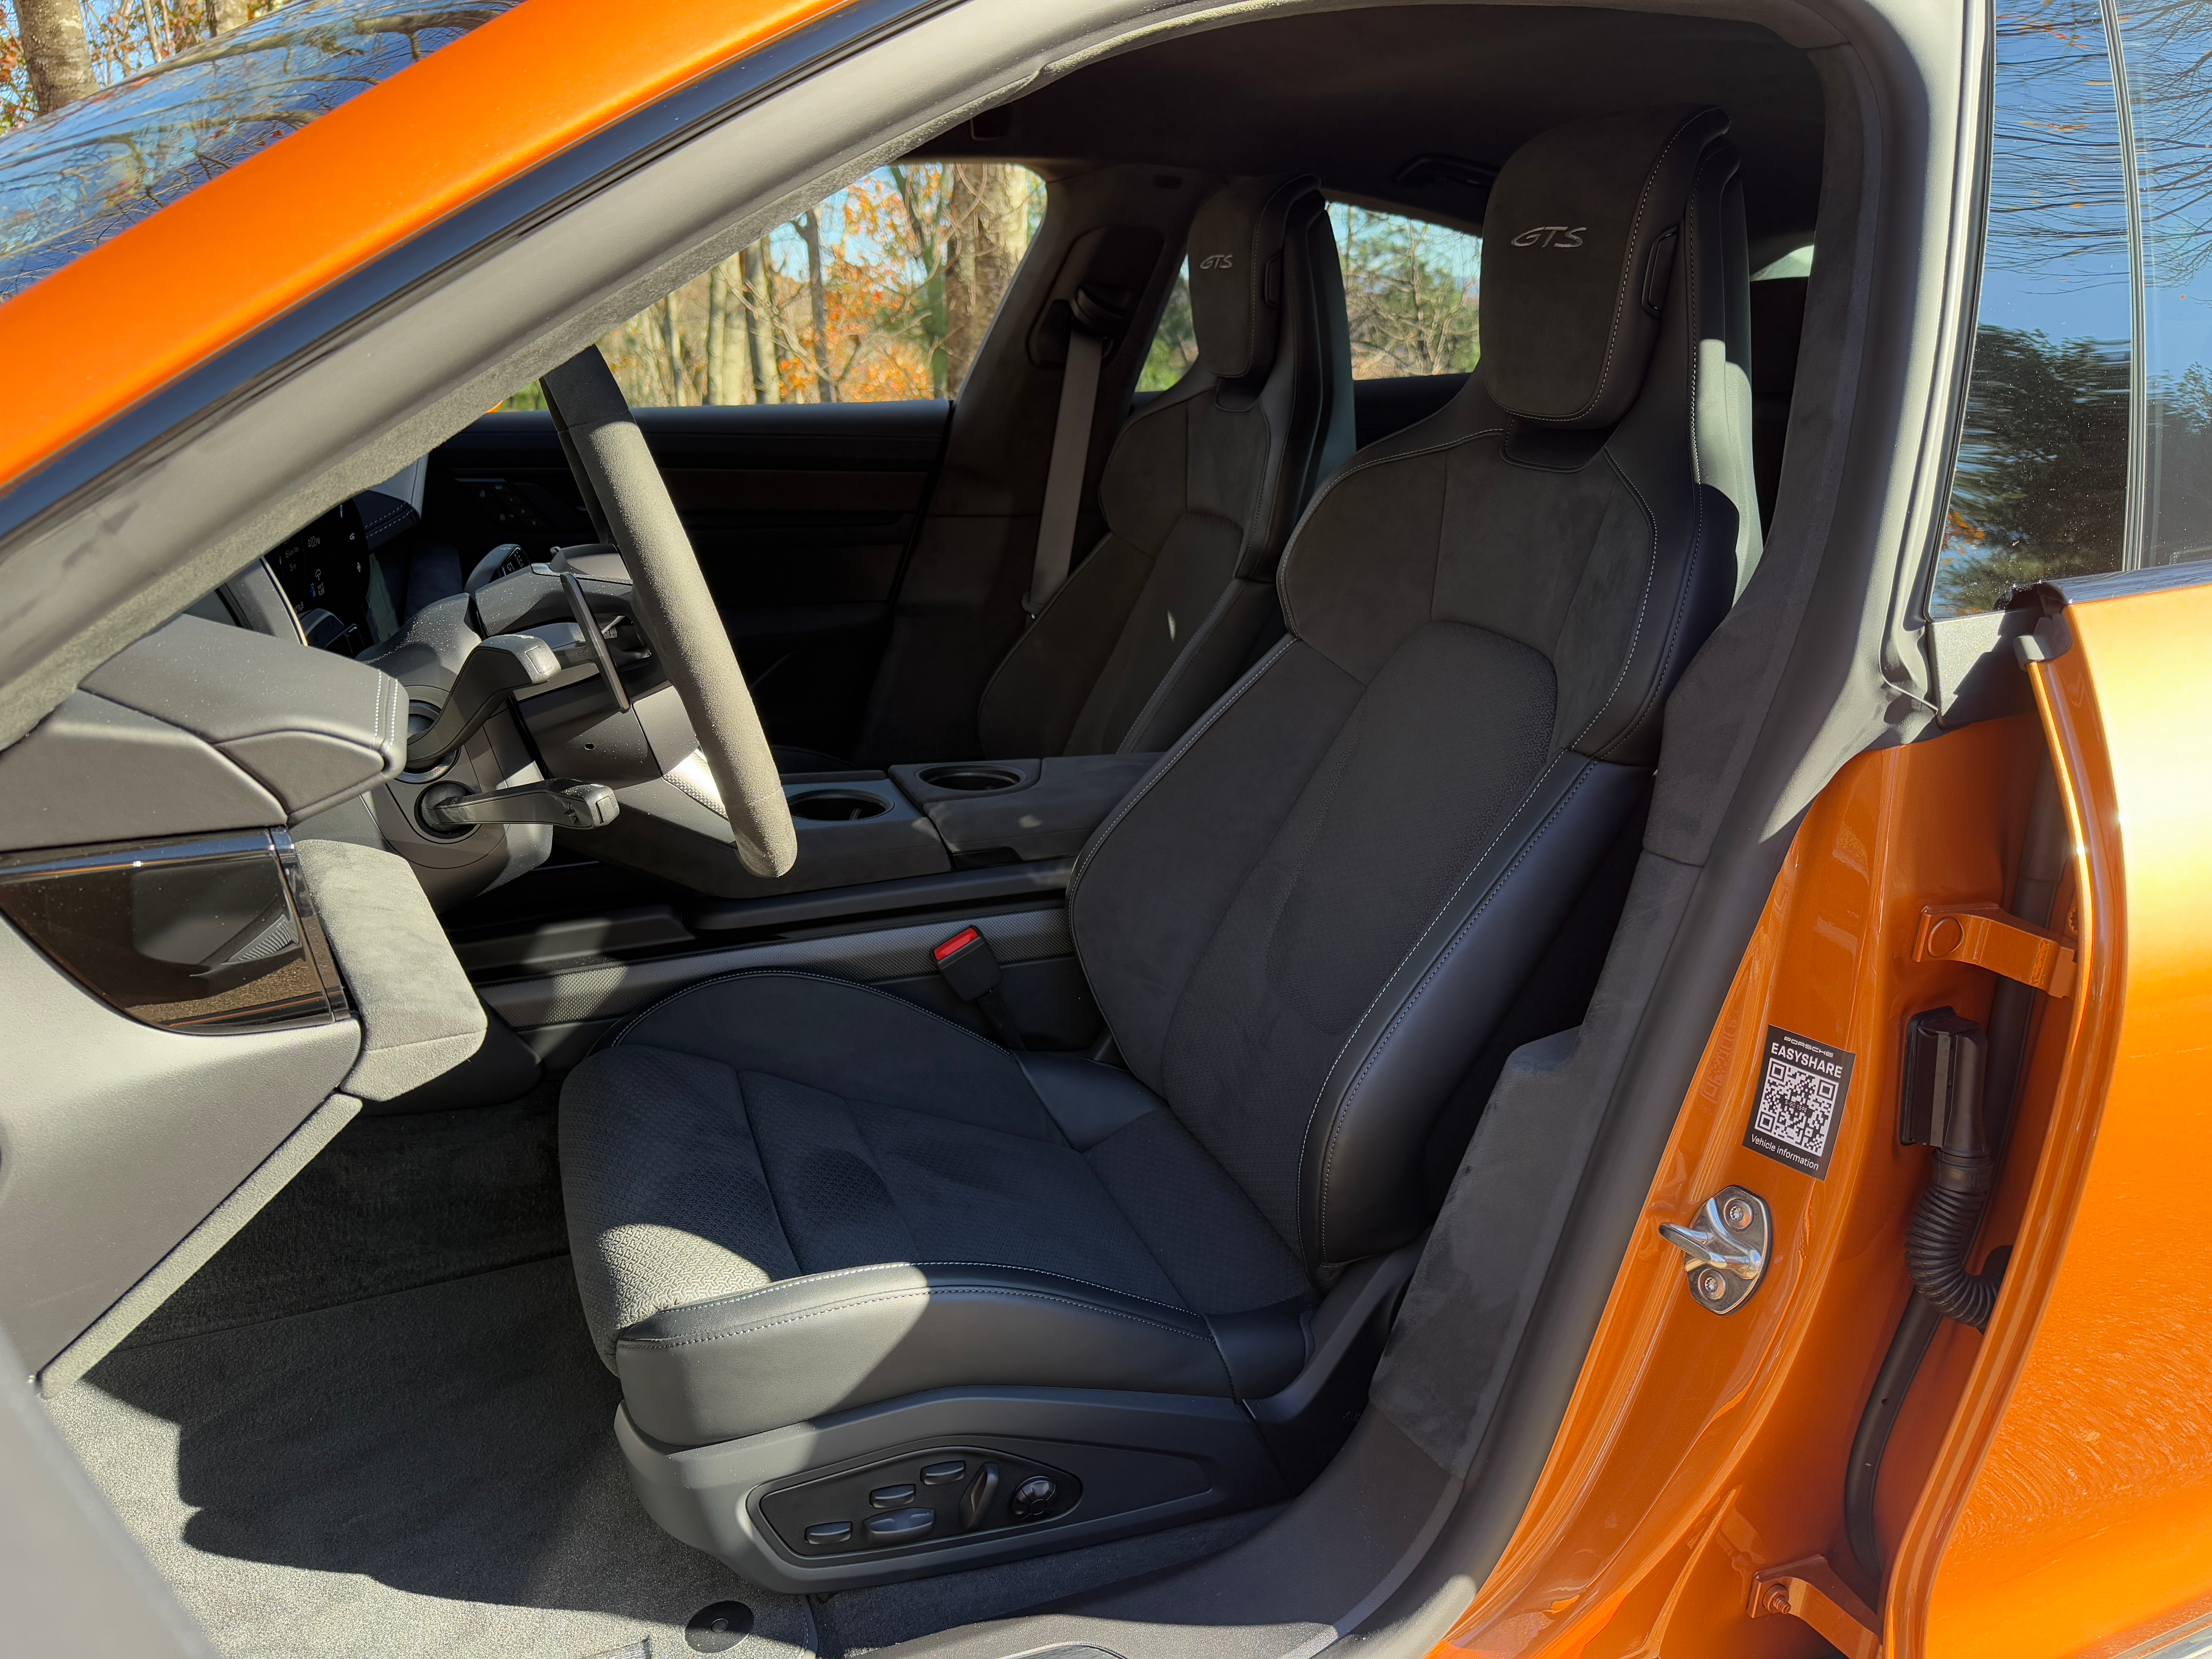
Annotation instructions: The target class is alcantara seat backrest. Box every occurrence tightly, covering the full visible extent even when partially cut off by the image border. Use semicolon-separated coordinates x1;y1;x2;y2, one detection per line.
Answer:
1068;107;1757;1271
977;174;1355;758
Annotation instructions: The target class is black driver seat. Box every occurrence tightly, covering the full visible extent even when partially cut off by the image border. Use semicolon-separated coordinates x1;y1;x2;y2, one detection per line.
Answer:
561;106;1755;1589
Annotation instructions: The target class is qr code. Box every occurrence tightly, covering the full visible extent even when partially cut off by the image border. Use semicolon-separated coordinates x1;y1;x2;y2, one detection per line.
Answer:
1753;1055;1840;1157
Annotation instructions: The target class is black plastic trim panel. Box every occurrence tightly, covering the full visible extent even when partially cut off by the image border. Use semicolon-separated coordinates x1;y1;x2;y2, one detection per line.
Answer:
615;1386;1286;1594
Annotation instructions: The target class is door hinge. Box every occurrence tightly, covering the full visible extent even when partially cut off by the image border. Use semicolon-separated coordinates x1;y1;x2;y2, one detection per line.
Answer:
1915;903;2075;997
1750;1556;1881;1659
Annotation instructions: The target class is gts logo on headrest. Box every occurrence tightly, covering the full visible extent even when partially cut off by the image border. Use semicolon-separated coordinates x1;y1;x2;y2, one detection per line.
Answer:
1512;225;1587;248
1197;253;1235;270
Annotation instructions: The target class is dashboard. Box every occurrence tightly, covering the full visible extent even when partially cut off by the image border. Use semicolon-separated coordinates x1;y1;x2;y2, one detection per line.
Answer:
264;492;412;655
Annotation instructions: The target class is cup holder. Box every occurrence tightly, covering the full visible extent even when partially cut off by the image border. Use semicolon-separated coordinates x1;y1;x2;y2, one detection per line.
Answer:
789;790;891;823
918;766;1024;793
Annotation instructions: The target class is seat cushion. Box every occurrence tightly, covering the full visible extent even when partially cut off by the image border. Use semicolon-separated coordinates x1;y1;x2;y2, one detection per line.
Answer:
561;972;1310;1446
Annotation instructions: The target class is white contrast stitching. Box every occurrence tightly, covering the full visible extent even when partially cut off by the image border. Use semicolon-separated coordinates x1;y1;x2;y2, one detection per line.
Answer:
1553;110;1709;426
1067;631;1295;904
1568;457;1659;760
630;1259;1199;1322
1276;428;1506;635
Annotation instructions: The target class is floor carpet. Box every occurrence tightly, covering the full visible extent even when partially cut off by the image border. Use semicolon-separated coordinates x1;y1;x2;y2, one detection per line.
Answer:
121;1090;571;1350
43;1095;1276;1659
50;1256;817;1659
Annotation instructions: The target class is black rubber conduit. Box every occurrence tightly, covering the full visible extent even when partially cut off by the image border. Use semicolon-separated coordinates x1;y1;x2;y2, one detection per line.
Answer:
1843;761;2069;1581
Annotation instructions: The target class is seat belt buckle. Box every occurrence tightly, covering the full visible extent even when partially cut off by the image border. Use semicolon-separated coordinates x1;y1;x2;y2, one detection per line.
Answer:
932;927;1027;1050
933;926;999;998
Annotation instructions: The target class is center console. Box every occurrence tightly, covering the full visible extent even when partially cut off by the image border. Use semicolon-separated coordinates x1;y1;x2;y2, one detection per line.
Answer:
888;754;1161;865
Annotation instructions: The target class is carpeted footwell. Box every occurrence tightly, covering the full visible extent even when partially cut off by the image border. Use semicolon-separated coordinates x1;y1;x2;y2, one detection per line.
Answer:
47;1255;818;1659
39;1098;1282;1658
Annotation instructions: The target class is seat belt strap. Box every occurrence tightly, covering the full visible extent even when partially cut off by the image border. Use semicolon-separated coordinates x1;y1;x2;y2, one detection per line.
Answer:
1025;294;1119;618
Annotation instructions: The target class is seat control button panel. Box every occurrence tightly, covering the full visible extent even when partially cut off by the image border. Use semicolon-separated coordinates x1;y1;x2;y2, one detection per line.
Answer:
866;1508;934;1542
760;1444;1084;1558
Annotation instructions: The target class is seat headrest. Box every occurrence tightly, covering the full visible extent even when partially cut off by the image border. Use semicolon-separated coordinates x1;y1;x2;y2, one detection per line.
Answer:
1480;106;1729;428
1188;174;1322;382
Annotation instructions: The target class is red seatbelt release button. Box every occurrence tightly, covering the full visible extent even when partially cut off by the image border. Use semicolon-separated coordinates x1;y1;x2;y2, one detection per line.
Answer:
932;926;1001;1002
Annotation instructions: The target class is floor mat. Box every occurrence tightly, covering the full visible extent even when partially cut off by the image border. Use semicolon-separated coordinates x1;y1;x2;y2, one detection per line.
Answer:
47;1255;816;1659
121;1090;569;1350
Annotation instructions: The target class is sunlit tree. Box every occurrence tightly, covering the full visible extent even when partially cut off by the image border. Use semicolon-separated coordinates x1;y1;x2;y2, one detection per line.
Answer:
1336;206;1479;379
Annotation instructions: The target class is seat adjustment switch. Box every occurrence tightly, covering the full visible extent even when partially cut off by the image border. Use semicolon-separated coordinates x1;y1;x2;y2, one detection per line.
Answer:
1009;1475;1057;1522
866;1508;935;1542
960;1462;1000;1531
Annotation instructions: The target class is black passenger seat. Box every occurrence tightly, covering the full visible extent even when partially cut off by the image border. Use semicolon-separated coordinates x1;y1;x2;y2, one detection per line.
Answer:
558;105;1758;1591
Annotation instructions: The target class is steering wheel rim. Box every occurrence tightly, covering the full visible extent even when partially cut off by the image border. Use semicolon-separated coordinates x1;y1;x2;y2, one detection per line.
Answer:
540;348;796;879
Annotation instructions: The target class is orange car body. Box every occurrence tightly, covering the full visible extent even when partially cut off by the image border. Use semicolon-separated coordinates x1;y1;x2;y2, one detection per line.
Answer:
2;3;2204;1655
1445;579;2212;1658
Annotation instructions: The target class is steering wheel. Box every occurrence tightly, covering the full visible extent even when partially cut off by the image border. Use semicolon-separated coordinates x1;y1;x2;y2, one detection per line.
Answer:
540;349;797;878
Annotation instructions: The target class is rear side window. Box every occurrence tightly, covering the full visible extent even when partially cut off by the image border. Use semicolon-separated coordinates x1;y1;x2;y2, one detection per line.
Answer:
1332;204;1481;380
1137;203;1481;393
1138;260;1197;391
505;163;1044;409
1931;0;2212;615
1930;0;2133;617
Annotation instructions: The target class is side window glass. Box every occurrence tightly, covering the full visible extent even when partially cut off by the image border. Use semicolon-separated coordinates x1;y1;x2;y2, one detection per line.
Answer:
1139;259;1197;391
503;164;1043;410
1930;0;2133;617
1332;205;1482;380
1134;204;1481;392
2110;0;2212;568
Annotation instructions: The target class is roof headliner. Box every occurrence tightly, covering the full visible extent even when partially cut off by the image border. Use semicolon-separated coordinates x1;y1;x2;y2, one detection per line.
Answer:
922;4;1826;258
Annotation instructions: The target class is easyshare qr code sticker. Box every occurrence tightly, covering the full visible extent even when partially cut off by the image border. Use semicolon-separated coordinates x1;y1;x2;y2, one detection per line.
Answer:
1742;1026;1854;1178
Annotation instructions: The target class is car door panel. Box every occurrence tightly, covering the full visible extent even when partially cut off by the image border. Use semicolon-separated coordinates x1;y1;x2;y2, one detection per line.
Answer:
0;917;361;1378
0;614;482;1393
1900;574;2212;1659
